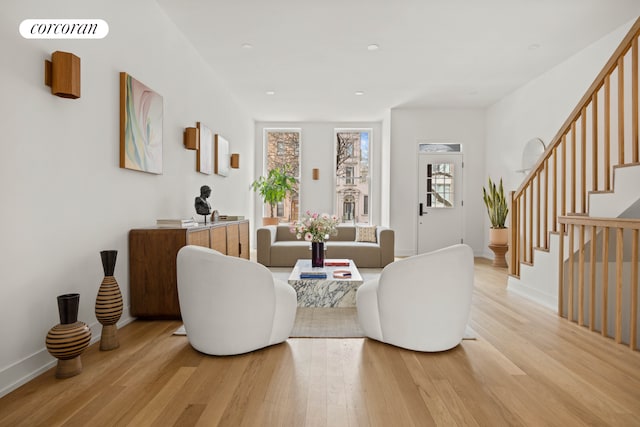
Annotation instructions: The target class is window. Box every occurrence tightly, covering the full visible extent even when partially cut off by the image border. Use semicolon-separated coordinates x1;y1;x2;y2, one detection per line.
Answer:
426;162;454;208
335;129;371;223
265;130;301;221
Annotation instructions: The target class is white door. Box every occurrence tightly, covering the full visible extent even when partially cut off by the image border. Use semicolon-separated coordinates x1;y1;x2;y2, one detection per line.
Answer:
417;152;464;254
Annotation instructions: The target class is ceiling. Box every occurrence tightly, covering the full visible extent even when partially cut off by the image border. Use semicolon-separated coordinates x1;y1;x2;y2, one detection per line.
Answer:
157;0;640;122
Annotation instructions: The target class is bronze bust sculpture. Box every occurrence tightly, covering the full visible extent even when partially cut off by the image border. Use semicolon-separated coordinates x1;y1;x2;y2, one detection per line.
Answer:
195;185;212;222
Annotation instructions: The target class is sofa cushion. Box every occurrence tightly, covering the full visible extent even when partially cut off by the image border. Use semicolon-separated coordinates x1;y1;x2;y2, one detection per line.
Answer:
355;225;377;243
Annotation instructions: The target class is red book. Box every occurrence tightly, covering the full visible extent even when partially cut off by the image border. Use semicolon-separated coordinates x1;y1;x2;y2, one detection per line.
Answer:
325;259;350;266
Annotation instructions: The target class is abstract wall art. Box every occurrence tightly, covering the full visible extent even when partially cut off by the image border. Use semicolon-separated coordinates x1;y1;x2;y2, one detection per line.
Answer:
197;122;213;175
215;134;230;177
119;72;163;174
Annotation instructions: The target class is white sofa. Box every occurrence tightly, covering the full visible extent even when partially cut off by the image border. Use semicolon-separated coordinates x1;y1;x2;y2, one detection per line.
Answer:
176;245;297;356
356;244;474;352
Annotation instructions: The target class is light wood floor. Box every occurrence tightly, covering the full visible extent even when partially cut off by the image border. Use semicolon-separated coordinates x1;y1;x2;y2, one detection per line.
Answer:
1;259;639;426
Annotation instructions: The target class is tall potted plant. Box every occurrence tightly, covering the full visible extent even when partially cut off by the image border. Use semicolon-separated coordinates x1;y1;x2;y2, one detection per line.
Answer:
251;166;297;225
482;177;509;245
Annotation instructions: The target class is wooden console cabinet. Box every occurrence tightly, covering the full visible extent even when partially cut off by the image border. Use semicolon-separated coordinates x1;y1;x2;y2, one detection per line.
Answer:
129;220;249;318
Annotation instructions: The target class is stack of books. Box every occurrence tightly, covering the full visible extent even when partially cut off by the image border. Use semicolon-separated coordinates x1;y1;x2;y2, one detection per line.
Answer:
156;218;198;227
332;270;352;279
299;270;327;279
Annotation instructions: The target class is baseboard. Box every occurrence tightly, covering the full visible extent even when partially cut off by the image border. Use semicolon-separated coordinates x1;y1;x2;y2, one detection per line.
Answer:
0;308;135;398
507;277;557;312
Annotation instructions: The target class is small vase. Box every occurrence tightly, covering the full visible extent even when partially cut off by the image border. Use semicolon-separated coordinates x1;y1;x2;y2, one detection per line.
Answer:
96;250;123;351
46;293;91;378
311;241;324;267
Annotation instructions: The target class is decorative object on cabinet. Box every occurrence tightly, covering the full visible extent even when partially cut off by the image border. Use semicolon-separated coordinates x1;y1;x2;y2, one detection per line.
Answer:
184;127;199;150
312;168;319;180
194;185;212;223
215;134;230;176
119;72;163;174
44;51;80;99
45;293;91;378
230;153;240;169
129;219;250;318
197;122;213;174
95;250;123;350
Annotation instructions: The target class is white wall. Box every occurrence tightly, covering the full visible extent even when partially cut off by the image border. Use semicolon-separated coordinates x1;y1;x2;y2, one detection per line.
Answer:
253;121;384;230
484;18;635;256
0;0;254;396
389;109;486;256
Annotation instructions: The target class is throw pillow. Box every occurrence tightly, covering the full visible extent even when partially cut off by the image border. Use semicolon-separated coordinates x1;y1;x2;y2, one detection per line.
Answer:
355;225;377;243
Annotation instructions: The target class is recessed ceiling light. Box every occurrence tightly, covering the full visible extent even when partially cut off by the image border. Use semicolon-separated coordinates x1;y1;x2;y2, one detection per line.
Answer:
355;91;364;96
266;90;275;95
468;90;478;95
367;44;379;51
241;43;253;49
528;43;540;50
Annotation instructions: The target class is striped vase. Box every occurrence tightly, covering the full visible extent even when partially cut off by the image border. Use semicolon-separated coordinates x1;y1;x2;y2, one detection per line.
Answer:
46;293;91;378
96;250;123;351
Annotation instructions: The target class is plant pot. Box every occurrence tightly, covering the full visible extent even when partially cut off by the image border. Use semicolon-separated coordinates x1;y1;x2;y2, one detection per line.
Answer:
262;217;279;226
489;228;509;245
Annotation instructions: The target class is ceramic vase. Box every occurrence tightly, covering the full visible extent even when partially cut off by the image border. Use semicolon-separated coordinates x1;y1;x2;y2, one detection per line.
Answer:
311;241;325;267
95;250;123;351
45;293;91;378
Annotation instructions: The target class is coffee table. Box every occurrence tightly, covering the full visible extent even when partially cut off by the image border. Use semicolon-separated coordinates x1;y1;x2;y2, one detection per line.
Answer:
287;259;364;307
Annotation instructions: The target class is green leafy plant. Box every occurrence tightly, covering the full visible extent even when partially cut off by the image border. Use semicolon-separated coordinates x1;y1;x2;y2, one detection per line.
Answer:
482;177;509;229
250;166;297;218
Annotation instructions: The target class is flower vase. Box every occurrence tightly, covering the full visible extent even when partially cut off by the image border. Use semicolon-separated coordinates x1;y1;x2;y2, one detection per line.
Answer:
311;241;325;267
96;250;123;351
45;293;91;378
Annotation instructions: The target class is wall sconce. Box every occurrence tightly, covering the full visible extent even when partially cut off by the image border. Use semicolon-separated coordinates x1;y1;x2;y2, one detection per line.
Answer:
312;168;320;180
230;153;240;169
44;51;81;99
183;127;199;150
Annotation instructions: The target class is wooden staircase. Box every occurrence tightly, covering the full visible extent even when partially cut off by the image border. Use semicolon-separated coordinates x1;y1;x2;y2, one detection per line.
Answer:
508;17;640;350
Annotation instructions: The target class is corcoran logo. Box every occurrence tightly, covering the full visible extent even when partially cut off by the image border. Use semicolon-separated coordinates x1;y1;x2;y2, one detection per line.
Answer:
19;19;109;39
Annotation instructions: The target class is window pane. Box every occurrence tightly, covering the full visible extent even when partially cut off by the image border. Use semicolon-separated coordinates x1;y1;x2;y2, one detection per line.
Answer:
336;130;370;223
266;130;300;221
425;162;454;208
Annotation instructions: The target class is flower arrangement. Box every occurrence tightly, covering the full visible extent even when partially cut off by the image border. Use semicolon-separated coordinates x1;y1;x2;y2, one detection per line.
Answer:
291;211;340;243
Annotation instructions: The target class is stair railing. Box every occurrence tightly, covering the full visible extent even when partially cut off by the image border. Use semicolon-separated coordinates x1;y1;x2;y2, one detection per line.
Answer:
510;17;640;278
557;216;639;351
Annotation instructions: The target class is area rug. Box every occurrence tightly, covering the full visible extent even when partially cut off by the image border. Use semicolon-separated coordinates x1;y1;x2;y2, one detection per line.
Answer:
290;307;364;338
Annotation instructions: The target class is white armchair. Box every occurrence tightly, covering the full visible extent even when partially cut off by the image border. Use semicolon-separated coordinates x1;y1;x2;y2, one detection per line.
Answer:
177;245;297;356
356;244;474;352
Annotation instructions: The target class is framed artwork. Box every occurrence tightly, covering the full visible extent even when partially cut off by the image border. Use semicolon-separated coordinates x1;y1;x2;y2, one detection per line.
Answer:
215;134;230;176
119;72;163;174
197;122;213;175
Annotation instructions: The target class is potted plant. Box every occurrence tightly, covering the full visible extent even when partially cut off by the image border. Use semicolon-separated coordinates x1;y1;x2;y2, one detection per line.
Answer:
251;166;297;226
482;177;509;245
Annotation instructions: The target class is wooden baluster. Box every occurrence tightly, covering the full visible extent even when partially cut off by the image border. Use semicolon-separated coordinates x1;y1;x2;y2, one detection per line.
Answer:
581;108;587;213
592;93;599;191
558;221;565;317
544;158;549;249
536;171;541;249
510;191;517;275
562;136;567;217
553;148;558;233
633;36;639;163
515;195;520;276
604;75;611;190
578;225;585;326
631;229;638;350
589;225;597;331
615;227;624;343
528;184;533;263
571;122;577;214
568;224;575;322
523;189;528;264
618;57;625;165
602;227;610;337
